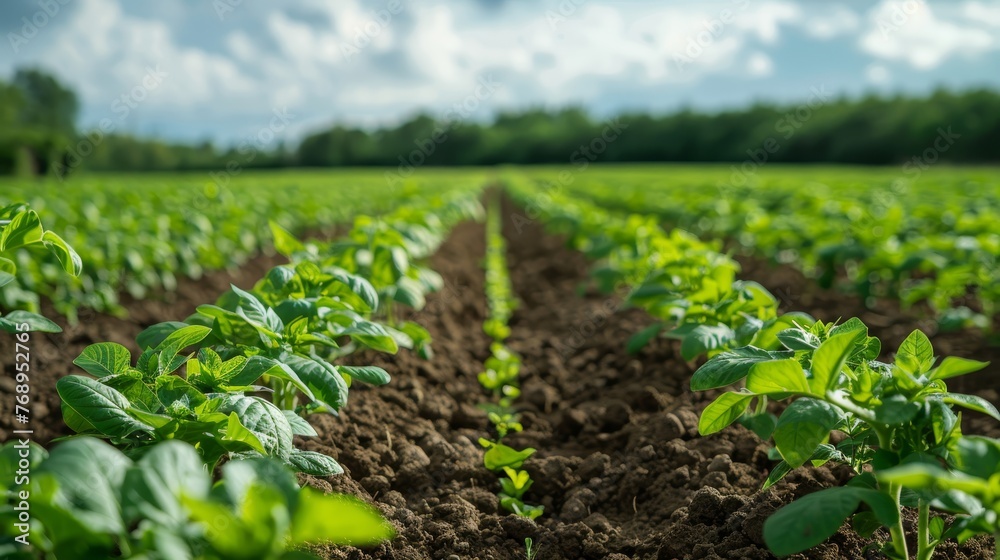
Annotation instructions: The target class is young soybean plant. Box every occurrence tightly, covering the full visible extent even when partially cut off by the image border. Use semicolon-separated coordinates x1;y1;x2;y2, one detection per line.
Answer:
60;323;344;476
692;317;997;558
878;435;1000;559
0;203;82;332
0;438;393;559
476;197;543;520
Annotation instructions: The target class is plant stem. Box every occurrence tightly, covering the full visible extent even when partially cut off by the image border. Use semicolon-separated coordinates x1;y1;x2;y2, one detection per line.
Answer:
916;500;933;560
994;533;1000;560
887;482;909;560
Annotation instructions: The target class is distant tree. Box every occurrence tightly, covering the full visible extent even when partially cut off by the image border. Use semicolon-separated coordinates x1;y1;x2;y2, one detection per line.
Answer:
12;68;78;136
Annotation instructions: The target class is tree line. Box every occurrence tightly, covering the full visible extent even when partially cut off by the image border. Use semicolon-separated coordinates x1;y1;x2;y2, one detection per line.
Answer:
2;67;998;176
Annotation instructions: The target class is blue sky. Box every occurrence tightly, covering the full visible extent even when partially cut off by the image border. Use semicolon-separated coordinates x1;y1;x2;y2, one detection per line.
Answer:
2;0;998;144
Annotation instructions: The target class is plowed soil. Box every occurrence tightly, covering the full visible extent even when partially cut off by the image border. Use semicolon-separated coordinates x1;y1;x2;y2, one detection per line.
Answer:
2;202;998;559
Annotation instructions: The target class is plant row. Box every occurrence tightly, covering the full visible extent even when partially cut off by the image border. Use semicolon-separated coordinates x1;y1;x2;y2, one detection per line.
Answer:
540;166;1000;335
0;171;485;321
504;177;1000;558
476;194;542;520
2;191;483;558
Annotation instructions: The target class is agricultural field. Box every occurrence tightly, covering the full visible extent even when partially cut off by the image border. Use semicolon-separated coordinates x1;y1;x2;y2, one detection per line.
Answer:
2;164;1000;560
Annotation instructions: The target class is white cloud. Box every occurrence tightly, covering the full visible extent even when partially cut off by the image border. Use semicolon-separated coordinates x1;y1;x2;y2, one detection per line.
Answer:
747;52;774;76
797;4;861;39
866;63;891;85
962;1;1000;27
859;0;995;69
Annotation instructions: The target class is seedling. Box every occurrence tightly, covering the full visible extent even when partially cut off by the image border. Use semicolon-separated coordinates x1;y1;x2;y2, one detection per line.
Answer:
476;196;543;520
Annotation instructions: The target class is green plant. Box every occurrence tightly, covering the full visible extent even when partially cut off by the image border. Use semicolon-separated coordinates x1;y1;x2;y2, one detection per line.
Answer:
58;324;342;475
502;177;789;358
0;171;484;321
692;318;997;558
0;437;393;559
0;203;81;332
140;281;395;414
524;537;539;560
878;435;1000;560
475;195;543;520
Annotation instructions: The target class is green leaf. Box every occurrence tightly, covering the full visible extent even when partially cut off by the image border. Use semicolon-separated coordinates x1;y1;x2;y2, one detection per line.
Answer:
328;270;380;311
74;343;132;377
219;397;293;460
773;398;841;468
121;440;211;526
340;321;399;354
233;357;315;402
282;411;317;437
154;325;213;375
698;392;753;435
627;323;664;354
897;329;935;374
338;365;391;386
221;412;267;455
776;328;820;351
680;324;736;361
809;330;864;394
269;220;305;256
281;354;349;411
42;230;83;276
393;277;426;309
690;346;788;391
0;310;62;333
829;317;868;337
136;321;188;350
872;394;920;424
0;208;43;251
762;460;792;490
156;376;208;410
0;256;16;288
878;464;988;496
942;393;1000;422
56;376;154;437
928;357;990;381
289;490;394;546
483;443;535;471
764;487;898;557
287;450;344;476
36;438;132;536
746;359;811;396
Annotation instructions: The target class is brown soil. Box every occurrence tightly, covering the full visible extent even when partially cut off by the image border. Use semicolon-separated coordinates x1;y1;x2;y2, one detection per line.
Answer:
2;205;998;559
305;206;996;559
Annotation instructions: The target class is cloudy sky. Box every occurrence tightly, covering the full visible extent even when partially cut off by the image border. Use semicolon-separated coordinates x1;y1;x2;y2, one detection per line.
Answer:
2;0;998;144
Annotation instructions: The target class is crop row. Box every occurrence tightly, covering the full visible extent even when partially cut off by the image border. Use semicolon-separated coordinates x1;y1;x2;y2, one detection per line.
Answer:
476;192;542;525
505;173;1000;558
0;170;485;321
1;187;484;558
532;166;1000;335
